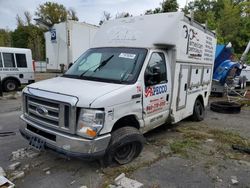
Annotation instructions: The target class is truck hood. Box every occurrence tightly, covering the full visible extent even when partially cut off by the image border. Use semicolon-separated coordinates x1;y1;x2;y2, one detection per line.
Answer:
27;77;126;107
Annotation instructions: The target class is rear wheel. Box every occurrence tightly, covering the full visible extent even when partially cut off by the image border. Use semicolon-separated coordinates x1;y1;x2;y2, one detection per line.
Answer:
192;99;205;121
104;126;145;165
3;79;18;92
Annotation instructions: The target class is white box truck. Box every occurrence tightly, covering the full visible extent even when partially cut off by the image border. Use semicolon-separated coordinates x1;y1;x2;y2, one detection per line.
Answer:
44;20;99;71
20;12;216;165
0;47;35;92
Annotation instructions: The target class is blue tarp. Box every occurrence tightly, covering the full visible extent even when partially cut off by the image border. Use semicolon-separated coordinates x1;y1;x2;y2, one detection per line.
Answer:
213;44;241;85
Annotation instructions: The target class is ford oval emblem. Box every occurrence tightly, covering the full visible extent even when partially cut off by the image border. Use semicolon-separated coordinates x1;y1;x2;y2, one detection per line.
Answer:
36;106;48;116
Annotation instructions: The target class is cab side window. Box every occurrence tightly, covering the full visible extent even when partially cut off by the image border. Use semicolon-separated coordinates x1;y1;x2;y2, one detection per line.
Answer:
16;54;27;67
144;52;167;86
0;53;2;67
3;53;15;67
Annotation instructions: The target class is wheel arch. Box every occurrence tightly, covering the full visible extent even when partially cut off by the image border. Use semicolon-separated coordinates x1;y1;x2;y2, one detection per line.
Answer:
112;114;140;132
196;94;204;107
2;76;21;87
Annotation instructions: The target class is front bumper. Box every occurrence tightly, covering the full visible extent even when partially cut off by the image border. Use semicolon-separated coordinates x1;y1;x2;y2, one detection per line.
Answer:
19;115;111;158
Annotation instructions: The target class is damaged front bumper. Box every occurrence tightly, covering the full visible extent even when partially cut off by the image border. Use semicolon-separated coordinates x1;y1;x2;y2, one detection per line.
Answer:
19;115;111;158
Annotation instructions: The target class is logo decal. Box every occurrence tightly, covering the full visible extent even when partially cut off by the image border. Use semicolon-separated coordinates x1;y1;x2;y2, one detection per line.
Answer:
36;106;48;116
145;84;167;97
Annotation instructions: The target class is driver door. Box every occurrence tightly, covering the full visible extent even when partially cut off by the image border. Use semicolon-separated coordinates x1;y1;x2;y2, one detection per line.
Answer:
143;51;170;128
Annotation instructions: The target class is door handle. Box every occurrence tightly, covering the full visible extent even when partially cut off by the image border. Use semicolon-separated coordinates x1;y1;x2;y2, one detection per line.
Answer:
166;94;169;101
184;83;187;91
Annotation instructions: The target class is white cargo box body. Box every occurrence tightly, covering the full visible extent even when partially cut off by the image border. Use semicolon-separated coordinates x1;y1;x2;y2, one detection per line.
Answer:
92;12;216;64
92;12;216;123
45;21;99;71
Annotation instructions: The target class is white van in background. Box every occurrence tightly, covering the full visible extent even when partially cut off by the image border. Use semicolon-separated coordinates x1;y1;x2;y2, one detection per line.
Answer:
0;47;35;92
241;65;250;83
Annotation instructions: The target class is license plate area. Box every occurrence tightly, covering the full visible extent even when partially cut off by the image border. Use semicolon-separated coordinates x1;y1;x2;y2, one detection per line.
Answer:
29;136;45;151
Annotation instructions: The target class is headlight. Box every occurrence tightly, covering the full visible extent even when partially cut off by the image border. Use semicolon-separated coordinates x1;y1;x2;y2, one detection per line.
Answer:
77;109;105;139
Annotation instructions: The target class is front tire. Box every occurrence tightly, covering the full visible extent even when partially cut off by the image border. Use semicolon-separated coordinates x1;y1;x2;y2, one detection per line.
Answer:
104;126;145;165
192;99;205;121
3;79;18;92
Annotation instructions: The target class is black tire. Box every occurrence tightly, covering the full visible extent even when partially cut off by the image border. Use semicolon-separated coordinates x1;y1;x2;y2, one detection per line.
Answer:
104;126;145;165
192;99;205;121
210;101;241;114
3;79;18;92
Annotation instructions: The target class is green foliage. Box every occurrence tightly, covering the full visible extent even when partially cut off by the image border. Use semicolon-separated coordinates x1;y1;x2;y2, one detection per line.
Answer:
11;11;45;60
183;0;250;55
145;0;179;14
161;0;179;12
0;29;12;47
35;2;68;25
11;26;29;48
35;2;79;25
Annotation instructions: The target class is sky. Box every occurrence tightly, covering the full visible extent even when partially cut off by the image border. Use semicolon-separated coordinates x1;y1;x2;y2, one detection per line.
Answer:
0;0;187;30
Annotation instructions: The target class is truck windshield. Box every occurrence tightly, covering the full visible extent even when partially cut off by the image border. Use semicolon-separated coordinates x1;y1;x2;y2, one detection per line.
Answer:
64;47;147;84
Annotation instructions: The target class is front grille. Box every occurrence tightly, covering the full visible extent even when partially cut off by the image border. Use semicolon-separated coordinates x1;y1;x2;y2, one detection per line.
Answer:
24;95;72;133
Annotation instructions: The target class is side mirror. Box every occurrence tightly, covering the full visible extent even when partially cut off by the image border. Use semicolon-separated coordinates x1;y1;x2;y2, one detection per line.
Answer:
145;66;161;86
68;63;73;69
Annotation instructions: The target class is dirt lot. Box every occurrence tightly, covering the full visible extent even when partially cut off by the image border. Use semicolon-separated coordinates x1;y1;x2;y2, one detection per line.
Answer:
0;87;250;188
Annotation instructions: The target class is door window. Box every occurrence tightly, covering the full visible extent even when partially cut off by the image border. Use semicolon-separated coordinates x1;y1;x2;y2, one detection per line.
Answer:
144;52;167;86
16;54;27;67
3;53;15;67
0;53;2;67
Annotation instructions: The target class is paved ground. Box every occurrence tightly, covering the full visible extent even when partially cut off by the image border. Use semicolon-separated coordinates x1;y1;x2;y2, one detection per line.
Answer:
0;90;250;188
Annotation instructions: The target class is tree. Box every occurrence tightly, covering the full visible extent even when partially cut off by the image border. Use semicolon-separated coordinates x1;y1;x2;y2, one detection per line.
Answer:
99;11;111;25
217;0;241;51
182;0;220;29
145;0;178;15
35;2;68;25
24;11;32;26
0;29;11;47
12;12;45;60
68;8;79;21
161;0;179;12
115;12;132;19
16;14;24;27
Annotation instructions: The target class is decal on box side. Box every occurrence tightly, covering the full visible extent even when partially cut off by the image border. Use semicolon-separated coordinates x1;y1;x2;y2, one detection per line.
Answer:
0;68;19;71
146;97;166;114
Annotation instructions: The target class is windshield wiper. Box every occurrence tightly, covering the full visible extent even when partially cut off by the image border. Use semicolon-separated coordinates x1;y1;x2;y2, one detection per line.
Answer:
93;55;114;72
79;55;114;78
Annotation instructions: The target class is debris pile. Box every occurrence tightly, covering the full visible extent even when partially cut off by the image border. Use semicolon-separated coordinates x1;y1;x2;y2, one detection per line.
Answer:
11;148;40;161
109;173;143;188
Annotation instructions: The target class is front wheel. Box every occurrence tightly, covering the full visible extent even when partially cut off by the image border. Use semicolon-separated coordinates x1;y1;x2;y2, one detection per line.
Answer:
3;79;18;92
192;99;205;121
104;126;145;165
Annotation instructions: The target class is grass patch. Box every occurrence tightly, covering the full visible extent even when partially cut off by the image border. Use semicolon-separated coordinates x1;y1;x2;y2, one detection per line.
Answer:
170;139;199;156
208;129;250;146
183;131;213;140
